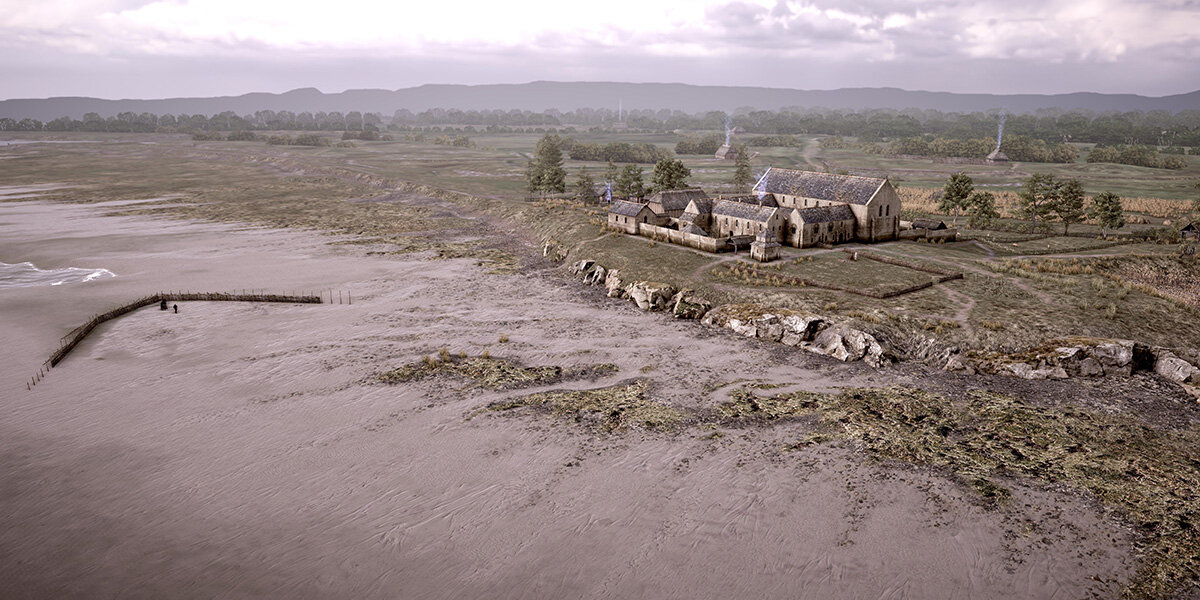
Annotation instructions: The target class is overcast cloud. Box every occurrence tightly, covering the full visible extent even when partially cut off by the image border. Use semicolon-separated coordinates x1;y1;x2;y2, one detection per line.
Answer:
1;0;1197;99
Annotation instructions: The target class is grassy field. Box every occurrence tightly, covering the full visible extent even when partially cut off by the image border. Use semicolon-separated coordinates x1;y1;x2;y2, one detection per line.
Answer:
2;131;1198;354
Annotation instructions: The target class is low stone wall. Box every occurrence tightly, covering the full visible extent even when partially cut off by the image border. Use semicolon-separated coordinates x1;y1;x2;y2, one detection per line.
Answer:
844;249;964;284
637;223;728;253
900;228;959;242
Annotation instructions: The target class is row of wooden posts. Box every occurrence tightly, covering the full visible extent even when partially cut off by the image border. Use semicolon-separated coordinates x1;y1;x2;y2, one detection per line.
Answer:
25;290;347;391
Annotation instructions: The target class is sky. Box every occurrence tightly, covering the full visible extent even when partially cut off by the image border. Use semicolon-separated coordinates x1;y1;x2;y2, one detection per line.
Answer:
1;0;1198;99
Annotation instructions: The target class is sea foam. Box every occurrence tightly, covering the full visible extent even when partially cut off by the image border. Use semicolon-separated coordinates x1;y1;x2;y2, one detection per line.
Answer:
0;261;116;290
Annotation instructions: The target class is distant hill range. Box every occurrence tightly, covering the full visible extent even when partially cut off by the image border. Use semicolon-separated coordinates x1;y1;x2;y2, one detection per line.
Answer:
3;82;1199;120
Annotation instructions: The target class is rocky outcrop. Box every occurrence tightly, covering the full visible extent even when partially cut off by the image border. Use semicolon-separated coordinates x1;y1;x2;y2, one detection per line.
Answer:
542;241;567;263
1003;363;1068;380
567;260;607;286
946;337;1199;384
810;326;887;368
701;305;889;367
1154;351;1200;384
671;290;711;320
604;270;627;299
627;281;676;311
779;314;826;347
1088;340;1136;376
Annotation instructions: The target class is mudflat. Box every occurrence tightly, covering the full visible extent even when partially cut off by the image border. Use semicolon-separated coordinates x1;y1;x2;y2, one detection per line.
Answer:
0;200;1135;599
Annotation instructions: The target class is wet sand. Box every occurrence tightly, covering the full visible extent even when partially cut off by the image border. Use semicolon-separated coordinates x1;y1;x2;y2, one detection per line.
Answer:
0;200;1132;599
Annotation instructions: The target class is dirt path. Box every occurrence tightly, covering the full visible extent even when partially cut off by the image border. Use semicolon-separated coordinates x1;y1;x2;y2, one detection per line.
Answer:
801;137;822;169
939;284;978;336
970;240;996;258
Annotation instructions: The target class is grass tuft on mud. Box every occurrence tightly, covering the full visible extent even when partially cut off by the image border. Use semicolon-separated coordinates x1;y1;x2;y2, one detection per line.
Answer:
487;380;684;432
718;385;1200;599
379;354;617;390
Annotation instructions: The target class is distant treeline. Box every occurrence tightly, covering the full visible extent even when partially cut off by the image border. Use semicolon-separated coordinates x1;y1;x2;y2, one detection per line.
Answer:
5;107;1200;148
399;108;1200;148
674;134;725;155
394;107;1200;147
560;138;671;164
874;135;1079;163
1086;145;1189;169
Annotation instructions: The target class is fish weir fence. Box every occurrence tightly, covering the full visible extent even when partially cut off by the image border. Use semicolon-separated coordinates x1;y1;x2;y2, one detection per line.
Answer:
26;290;349;390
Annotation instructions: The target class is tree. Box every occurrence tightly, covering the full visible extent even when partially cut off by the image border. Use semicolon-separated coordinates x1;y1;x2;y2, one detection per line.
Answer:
616;164;644;199
650;158;691;192
534;134;566;193
1055;178;1087;235
966;191;1000;229
525;160;542;195
1088;192;1125;236
1017;172;1060;233
525;134;566;195
573;168;596;203
939;172;974;225
732;144;753;189
604;160;620;185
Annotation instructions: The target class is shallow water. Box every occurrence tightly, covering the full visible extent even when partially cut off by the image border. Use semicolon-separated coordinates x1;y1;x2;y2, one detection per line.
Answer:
0;261;115;289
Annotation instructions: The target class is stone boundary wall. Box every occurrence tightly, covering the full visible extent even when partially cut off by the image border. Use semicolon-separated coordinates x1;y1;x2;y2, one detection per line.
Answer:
637;223;728;253
900;228;959;242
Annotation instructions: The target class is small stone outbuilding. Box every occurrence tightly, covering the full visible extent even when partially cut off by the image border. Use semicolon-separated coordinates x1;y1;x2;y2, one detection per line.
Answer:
607;200;655;234
750;230;782;262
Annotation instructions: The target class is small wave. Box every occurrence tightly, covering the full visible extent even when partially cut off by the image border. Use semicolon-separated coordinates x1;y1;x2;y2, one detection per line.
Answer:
0;261;116;290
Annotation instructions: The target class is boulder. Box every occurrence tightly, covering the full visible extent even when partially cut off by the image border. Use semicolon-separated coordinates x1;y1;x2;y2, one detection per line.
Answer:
604;270;627;299
699;305;729;328
670;290;711;320
1154;352;1200;384
1004;362;1068;380
568;259;594;276
1092;340;1135;376
944;354;976;375
726;317;758;338
628;281;676;311
779;314;826;346
542;242;567;262
1078;357;1104;377
699;305;759;338
808;326;887;367
582;264;607;286
755;314;784;342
